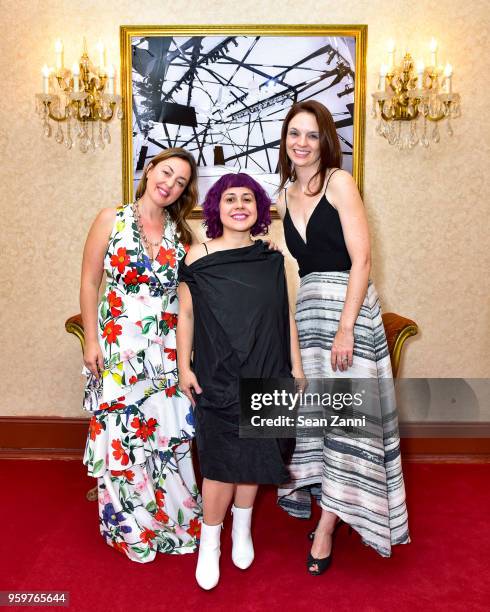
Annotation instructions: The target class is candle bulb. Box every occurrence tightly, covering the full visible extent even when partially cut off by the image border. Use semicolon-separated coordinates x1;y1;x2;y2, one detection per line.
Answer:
429;38;438;67
444;63;453;94
42;64;50;94
416;60;425;89
54;39;64;73
72;63;80;93
387;39;396;71
107;64;115;95
379;64;388;91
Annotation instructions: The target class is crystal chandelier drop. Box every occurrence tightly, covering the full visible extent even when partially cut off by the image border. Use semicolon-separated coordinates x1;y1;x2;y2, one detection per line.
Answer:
371;39;461;150
35;39;123;152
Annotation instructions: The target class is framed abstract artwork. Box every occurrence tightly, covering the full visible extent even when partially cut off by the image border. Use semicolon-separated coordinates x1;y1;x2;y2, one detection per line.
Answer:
121;25;367;216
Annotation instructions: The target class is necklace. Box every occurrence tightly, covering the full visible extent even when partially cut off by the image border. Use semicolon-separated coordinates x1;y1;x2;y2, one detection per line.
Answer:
132;200;170;260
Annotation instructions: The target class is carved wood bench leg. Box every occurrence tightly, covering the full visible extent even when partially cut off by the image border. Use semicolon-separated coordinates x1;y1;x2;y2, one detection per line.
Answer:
86;486;98;501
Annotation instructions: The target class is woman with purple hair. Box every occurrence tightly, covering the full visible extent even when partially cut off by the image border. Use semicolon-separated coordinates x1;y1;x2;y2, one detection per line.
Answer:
176;173;303;590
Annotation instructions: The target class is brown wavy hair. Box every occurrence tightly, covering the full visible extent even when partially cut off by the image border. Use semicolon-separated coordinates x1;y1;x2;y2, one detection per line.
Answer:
134;148;198;245
278;100;342;196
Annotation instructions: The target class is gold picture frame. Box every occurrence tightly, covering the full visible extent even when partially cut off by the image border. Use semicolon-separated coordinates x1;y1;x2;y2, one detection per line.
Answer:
121;24;367;217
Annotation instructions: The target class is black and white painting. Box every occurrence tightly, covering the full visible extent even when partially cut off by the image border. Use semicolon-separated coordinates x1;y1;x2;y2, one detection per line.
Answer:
129;33;359;204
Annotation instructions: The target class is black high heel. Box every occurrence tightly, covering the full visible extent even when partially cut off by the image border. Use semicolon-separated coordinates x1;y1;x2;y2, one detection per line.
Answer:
306;519;353;576
306;551;332;575
306;521;342;576
308;519;353;541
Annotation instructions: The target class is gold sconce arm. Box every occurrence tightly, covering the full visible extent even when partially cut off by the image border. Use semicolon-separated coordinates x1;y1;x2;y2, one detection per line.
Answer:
98;101;117;123
44;99;70;123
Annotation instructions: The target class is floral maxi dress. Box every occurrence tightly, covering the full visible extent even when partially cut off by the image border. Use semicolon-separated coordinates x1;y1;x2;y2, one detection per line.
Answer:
83;203;201;563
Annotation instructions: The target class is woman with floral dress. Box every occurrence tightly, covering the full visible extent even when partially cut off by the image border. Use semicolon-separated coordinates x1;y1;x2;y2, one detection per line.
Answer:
80;148;201;562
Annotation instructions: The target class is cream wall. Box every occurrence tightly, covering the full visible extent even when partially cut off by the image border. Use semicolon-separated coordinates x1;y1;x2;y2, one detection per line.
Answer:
0;0;488;418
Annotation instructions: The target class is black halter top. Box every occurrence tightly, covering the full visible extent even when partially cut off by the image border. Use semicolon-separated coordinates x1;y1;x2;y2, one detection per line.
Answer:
283;170;352;278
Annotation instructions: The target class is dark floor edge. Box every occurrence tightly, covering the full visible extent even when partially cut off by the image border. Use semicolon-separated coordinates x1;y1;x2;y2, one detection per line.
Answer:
1;417;490;462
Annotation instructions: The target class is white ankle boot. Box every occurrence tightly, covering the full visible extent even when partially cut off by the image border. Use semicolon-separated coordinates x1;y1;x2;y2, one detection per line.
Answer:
231;505;254;569
195;522;222;590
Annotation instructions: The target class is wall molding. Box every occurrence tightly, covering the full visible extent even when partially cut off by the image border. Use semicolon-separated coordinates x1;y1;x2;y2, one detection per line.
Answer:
1;417;490;462
0;417;86;459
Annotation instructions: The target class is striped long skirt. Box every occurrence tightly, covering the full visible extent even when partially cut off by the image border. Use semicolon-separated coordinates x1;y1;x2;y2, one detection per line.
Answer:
278;271;410;557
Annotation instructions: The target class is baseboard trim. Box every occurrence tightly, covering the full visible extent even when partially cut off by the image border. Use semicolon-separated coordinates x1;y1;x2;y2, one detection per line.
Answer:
1;417;489;462
399;422;490;438
0;417;87;459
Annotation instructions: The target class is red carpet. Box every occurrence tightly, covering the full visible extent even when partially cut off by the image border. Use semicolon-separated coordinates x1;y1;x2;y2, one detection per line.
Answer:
1;460;489;612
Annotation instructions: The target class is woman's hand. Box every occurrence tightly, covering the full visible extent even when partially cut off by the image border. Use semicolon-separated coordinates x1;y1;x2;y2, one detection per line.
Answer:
331;328;354;372
179;369;202;407
292;368;308;393
83;340;104;379
262;238;283;254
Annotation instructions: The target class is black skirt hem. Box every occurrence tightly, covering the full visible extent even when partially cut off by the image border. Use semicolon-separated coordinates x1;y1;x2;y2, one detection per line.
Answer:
199;466;290;486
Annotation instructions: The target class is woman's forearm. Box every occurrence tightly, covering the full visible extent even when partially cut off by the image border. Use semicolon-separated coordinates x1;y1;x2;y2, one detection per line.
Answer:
289;310;303;376
80;282;100;344
79;207;115;347
339;259;370;332
176;313;194;373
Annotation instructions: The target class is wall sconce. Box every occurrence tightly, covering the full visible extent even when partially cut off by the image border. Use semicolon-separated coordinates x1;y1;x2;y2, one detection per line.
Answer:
35;38;123;152
371;38;461;149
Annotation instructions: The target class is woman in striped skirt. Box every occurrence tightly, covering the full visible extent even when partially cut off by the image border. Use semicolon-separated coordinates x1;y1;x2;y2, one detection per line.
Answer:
275;100;409;573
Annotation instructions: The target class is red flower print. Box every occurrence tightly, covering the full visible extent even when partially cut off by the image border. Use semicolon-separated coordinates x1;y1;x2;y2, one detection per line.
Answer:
107;290;123;317
111;439;129;466
110;247;130;273
123;268;149;285
100;396;126;412
155;490;165;508
187;517;201;538
165;385;178;398
162;312;178;329
140;528;156;544
183;243;190;253
156;247;176;268
154;509;169;524
113;541;128;554
129;375;138;384
108;401;126;411
89;417;103;441
102;320;122;344
109;469;134;482
123;268;138;285
164;348;177;361
131;417;157;442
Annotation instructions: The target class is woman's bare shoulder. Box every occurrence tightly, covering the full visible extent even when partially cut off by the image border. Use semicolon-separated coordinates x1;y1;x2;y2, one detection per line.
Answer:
96;206;118;223
87;207;117;239
327;170;363;210
184;242;210;266
328;169;357;189
275;189;287;220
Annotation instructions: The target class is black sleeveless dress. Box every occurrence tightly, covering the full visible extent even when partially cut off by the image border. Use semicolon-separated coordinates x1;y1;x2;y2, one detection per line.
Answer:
283;171;351;277
179;241;294;484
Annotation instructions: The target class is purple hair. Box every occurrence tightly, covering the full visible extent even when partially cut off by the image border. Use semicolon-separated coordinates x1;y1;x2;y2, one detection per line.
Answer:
203;173;272;239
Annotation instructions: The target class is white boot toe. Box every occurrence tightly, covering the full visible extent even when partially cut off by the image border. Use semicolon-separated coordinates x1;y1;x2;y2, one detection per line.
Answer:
231;505;254;570
195;522;222;590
